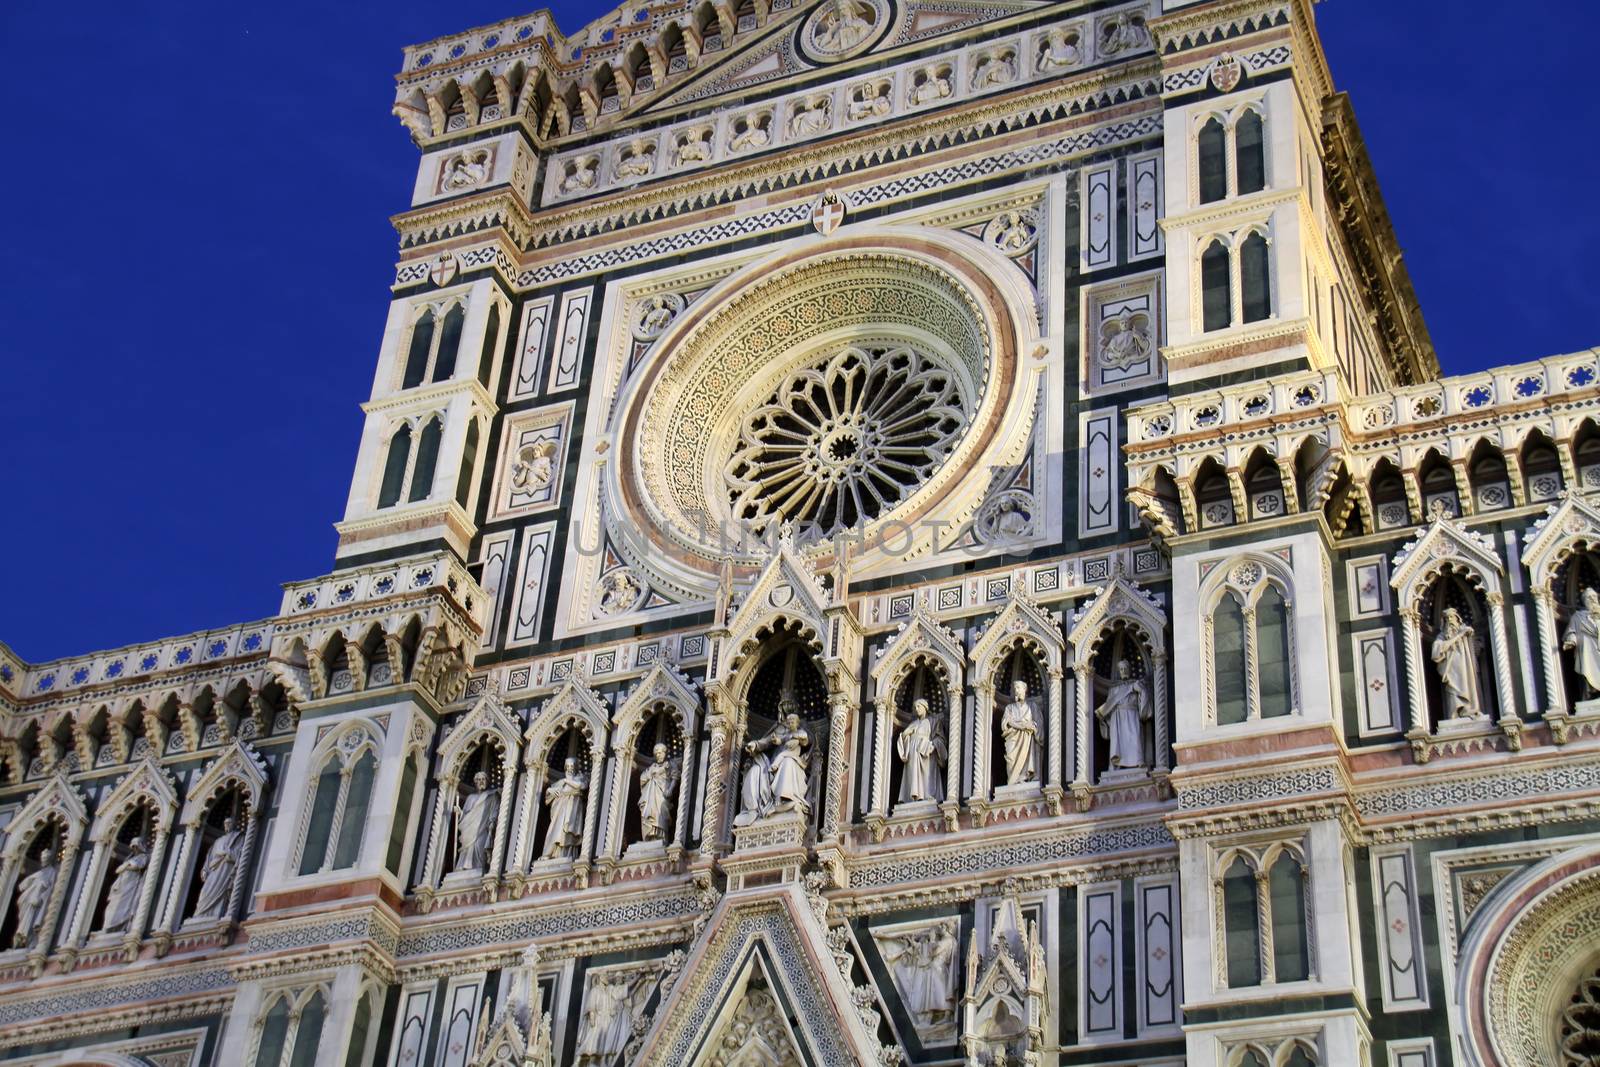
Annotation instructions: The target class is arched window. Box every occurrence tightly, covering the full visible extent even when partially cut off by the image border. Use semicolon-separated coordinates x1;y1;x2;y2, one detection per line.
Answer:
477;305;501;389
1223;856;1260;987
1198;117;1228;203
1256;585;1293;718
432;304;465;382
254;987;328;1067
377;424;412;509
1235;109;1265;195
1213;594;1249;725
408;418;443;503
1270;852;1310;981
297;731;379;876
1283;1045;1317;1067
401;310;435;389
1237;1051;1268;1067
1240;232;1271;323
1202;240;1232;332
454;421;481;508
288;989;327;1067
255;996;292;1067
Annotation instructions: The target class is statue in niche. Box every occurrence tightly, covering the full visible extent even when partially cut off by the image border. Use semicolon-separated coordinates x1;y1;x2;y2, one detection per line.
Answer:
1099;308;1153;370
192;817;244;921
1431;607;1485;720
971;50;1016;89
637;743;678;841
789;96;831;137
511;438;558;494
1000;679;1041;785
10;850;58;949
574;968;654;1064
541;757;588;860
614;140;656;179
559;156;599;195
635;294;679;338
896;698;946;804
442;149;491;191
1037;28;1081;71
910;67;952;106
848;81;892;120
100;838;149;934
596;568;644;616
1094;659;1151;772
1564;587;1600;698
729;114;772;152
876;920;959;1036
987;211;1037;254
737;705;812;823
1098;13;1149;56
674;128;712;166
452;770;499;874
811;0;874;53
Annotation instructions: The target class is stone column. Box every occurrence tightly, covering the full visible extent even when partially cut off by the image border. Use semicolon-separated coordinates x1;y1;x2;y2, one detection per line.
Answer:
820;690;853;842
576;741;606;887
153;821;200;953
1532;585;1572;739
122;825;170;960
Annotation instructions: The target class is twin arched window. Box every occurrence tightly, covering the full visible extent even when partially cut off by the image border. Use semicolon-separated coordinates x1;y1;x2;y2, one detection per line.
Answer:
377;416;445;509
1209;565;1295;725
401;303;466;389
1201;231;1273;332
1198;107;1266;205
296;731;379;876
254;986;328;1067
1220;846;1311;989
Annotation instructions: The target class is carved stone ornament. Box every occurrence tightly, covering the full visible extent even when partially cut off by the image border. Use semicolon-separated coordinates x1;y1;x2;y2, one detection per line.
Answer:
810;190;846;236
801;0;885;61
632;292;685;341
595;567;646;617
1097;307;1153;370
983;209;1039;256
1209;53;1242;92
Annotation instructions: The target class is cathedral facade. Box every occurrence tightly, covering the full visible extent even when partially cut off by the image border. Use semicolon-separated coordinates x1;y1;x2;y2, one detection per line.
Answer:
3;0;1600;1064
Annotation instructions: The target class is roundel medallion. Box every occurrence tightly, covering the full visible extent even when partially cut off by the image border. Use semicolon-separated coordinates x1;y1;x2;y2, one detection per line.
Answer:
799;0;890;62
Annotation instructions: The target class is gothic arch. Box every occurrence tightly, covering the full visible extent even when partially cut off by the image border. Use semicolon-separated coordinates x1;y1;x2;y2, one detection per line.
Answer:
0;772;87;962
866;607;964;831
1524;492;1600;721
512;676;609;879
968;585;1065;814
601;662;701;863
418;693;523;896
1067;568;1170;786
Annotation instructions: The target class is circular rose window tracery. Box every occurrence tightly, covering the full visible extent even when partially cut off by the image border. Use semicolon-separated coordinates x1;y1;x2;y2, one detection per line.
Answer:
725;344;966;537
1563;971;1600;1066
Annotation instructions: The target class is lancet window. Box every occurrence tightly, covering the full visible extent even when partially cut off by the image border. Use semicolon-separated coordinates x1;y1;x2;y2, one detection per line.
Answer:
296;725;379;876
1196;103;1266;205
400;301;466;389
1200;227;1274;332
253;985;330;1067
1205;558;1296;725
377;414;445;508
1217;843;1312;990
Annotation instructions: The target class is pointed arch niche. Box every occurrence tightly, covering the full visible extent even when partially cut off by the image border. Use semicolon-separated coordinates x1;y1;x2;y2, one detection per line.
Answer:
62;758;178;966
513;677;609;889
969;586;1065;819
153;742;268;952
598;662;700;875
1390;514;1519;760
1523;492;1600;737
0;773;87;972
867;607;964;837
416;693;521;906
1067;569;1169;794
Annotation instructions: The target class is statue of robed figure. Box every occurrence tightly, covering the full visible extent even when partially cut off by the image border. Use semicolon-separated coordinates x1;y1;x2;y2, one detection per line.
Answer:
1093;660;1152;771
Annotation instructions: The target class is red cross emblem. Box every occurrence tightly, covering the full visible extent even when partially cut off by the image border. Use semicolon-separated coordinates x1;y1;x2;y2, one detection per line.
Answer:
811;191;846;236
429;253;460;287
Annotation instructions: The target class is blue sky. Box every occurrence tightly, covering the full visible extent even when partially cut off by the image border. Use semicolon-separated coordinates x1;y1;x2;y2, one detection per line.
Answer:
2;1;1595;663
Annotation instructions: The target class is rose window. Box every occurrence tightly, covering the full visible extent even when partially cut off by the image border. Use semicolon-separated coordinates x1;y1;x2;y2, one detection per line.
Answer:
724;345;966;537
1562;970;1600;1066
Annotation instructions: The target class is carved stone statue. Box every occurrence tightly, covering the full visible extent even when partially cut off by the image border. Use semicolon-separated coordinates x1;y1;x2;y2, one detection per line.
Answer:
848;81;892;120
1564;587;1600;697
615;140;656;179
811;0;874;53
442;149;490;191
674;128;712;166
1431;607;1484;720
790;97;831;137
1000;680;1040;785
596;569;643;616
737;710;812;823
1099;309;1153;370
10;851;57;949
560;156;598;195
729;115;771;152
574;968;653;1064
192;817;244;920
1094;660;1152;772
453;770;499;874
896;699;946;804
541;757;588;860
1098;13;1149;56
511;439;558;494
876;920;959;1036
637;743;677;841
1037;28;1081;71
910;67;952;105
100;838;149;934
971;50;1016;89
